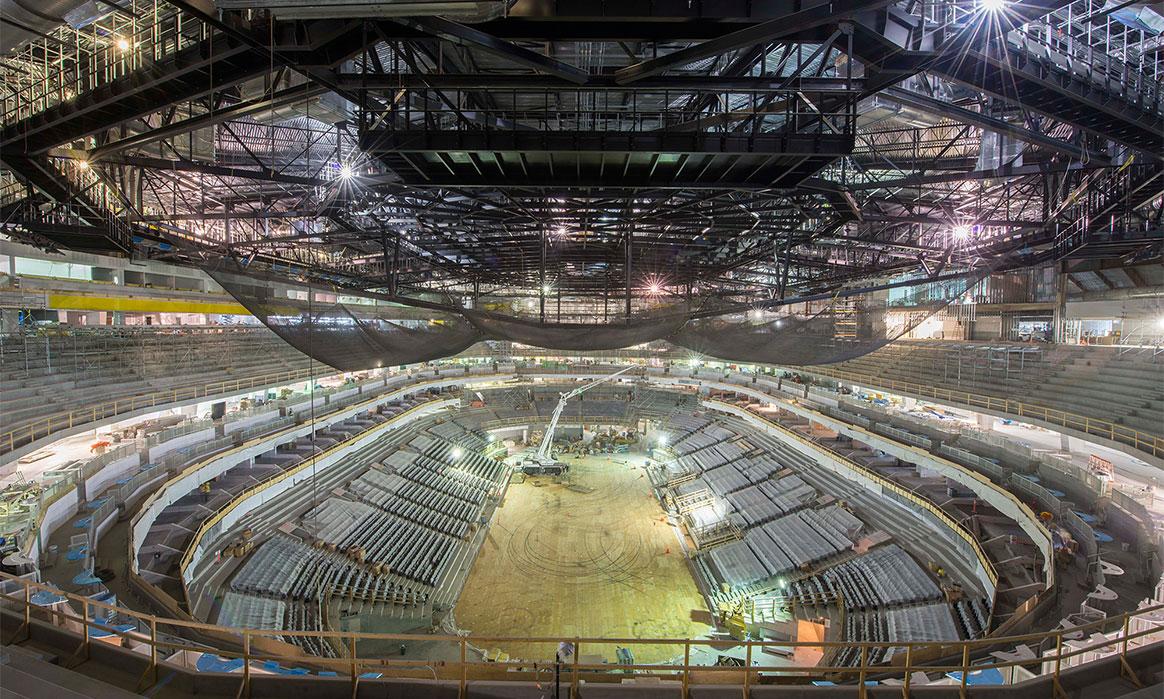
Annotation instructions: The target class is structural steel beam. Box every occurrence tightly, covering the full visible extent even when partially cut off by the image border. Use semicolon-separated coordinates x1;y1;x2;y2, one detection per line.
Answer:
881;88;1110;166
614;0;893;84
391;16;590;85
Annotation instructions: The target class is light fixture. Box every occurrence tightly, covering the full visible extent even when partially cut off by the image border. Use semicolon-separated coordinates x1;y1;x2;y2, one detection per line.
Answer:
451;447;463;460
339;164;354;179
648;282;661;295
657;436;668;446
979;0;1007;11
77;159;90;171
952;225;972;240
116;38;130;51
542;284;552;295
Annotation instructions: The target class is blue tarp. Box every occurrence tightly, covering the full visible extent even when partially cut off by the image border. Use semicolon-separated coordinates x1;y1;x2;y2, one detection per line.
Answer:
30;591;65;606
90;623;135;639
72;570;102;585
261;661;310;675
946;668;1005;685
196;653;245;673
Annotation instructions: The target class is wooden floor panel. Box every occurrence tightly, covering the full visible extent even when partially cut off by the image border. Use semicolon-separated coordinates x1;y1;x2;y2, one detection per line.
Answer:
455;454;713;664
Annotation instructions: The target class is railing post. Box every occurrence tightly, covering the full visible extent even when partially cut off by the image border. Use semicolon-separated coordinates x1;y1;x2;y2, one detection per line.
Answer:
149;617;158;686
743;641;752;697
858;645;868;698
1118;612;1142;687
959;643;969;699
1052;631;1065;698
683;641;691;699
902;644;912;699
349;634;358;694
242;630;251;698
22;581;30;637
459;637;467;699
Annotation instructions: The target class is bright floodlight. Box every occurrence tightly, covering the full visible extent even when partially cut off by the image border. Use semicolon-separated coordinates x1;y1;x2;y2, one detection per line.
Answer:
116;38;130;51
339;164;354;179
952;225;972;240
648;282;661;294
77;160;90;171
542;284;552;295
657;435;668;446
451;447;463;460
979;0;1006;11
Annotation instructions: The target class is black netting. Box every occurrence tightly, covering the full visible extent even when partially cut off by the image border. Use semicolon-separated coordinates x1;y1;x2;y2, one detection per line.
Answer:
463;310;689;351
204;257;987;371
671;273;984;365
205;266;482;370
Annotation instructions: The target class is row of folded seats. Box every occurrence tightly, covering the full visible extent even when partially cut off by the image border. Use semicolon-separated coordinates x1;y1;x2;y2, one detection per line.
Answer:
428;419;490;451
720;475;817;527
230;533;428;607
833;602;962;667
953;598;991;639
386;451;491;506
351;468;479;532
789;544;942;610
214;590;338;658
705;505;864;589
671;423;736;456
335;502;459;586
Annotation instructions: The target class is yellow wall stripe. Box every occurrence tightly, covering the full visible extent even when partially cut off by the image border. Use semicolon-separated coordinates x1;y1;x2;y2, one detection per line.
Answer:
48;293;247;315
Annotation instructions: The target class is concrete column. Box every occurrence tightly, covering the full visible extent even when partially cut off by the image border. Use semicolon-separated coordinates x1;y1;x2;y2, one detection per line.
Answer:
977;413;993;429
1060;433;1071;452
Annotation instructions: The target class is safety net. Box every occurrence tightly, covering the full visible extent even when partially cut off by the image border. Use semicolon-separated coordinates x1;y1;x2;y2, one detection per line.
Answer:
204;258;986;371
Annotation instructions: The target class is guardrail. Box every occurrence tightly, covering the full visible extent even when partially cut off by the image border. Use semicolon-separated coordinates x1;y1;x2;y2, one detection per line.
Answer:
799;365;1164;459
2;571;1160;696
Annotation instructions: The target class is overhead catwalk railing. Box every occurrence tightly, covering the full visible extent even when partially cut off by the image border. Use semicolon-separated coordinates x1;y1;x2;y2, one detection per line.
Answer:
0;3;209;127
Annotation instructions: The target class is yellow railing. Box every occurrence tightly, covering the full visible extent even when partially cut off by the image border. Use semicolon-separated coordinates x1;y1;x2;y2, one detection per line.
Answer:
0;366;320;455
3;571;1161;697
705;400;1001;590
801;365;1164;458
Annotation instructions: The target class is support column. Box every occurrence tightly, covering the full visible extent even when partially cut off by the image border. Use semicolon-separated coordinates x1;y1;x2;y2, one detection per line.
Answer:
1052;260;1068;343
625;229;633;321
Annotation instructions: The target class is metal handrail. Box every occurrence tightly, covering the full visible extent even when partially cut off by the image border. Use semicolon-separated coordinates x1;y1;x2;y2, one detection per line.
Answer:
2;570;1161;695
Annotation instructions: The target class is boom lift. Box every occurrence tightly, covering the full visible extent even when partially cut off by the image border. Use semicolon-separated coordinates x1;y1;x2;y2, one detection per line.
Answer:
520;366;635;474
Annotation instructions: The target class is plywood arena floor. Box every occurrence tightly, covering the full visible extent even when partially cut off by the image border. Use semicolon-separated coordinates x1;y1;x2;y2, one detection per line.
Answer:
454;453;713;664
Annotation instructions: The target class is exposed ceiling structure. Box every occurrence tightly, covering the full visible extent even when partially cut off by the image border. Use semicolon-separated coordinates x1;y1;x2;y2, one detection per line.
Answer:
0;0;1161;323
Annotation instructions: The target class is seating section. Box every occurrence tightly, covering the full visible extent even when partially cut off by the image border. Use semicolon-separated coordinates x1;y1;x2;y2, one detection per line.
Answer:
706;506;862;589
822;340;1164;441
216;414;509;653
136;394;440;599
216;591;286;630
789;544;941;609
953;597;992;640
0;327;318;448
835;602;961;666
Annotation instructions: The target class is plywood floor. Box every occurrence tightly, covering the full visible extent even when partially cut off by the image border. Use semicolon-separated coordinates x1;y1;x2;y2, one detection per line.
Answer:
454;454;712;664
